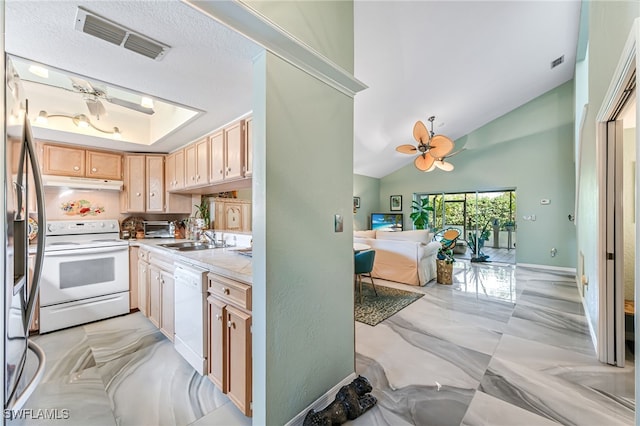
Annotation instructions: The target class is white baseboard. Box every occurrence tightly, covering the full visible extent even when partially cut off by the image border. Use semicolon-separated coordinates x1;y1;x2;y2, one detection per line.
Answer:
516;263;577;275
285;372;357;426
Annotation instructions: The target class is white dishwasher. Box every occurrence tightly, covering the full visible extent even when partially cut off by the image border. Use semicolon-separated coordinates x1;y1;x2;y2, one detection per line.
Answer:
174;262;208;375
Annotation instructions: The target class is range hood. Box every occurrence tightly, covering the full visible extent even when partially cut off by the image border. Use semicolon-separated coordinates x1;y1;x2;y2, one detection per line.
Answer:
42;175;123;191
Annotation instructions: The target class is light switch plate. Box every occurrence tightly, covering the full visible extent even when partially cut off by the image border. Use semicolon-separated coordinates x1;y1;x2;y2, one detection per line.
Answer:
334;214;343;232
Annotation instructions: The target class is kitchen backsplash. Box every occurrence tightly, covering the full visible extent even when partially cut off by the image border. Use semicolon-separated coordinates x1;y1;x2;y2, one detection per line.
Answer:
45;188;121;221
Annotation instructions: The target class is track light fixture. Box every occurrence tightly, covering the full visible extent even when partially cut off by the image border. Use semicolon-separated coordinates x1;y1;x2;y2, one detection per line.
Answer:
35;110;122;139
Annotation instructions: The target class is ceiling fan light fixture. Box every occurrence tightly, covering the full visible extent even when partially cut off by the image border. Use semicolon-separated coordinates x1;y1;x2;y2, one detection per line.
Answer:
434;160;454;172
73;114;90;128
36;110;48;125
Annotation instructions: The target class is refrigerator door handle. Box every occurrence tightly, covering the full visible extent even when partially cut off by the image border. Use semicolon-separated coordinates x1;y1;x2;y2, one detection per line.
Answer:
23;118;45;331
7;340;46;411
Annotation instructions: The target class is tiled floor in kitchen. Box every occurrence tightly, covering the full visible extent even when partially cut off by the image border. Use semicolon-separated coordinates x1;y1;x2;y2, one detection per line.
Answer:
11;313;250;426
12;261;636;425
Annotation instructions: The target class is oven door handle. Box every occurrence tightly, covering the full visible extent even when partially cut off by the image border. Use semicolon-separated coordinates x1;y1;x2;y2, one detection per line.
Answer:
45;246;128;256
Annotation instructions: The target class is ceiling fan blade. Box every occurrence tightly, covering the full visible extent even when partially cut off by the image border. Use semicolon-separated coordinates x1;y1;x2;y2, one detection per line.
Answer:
108;97;155;115
69;76;95;94
444;147;466;159
434;160;454;172
428;134;454;158
425;162;437;172
413;120;429;144
84;97;107;117
396;144;418;154
414;153;435;171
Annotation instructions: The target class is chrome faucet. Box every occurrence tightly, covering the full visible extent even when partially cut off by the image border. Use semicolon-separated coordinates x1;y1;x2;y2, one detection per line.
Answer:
202;230;218;244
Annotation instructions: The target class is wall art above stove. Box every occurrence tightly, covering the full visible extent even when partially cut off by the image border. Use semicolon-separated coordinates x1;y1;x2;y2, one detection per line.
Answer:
60;199;105;216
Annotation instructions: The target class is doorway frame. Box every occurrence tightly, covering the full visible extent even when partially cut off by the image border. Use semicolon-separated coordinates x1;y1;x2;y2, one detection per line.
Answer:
595;19;639;367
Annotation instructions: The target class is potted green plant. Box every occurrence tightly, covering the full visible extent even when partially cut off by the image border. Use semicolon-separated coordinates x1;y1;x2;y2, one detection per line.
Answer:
436;245;454;284
410;198;433;230
194;201;210;229
504;220;516;232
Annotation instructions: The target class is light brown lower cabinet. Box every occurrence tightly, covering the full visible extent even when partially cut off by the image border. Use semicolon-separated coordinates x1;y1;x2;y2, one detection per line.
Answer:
207;273;252;417
149;252;175;341
137;249;150;317
129;246;139;310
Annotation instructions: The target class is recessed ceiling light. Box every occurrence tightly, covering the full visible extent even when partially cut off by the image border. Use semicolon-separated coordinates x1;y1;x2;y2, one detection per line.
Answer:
551;55;564;69
28;65;48;78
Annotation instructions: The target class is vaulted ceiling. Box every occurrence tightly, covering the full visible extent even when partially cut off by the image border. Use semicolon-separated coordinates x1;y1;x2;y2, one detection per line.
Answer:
5;1;581;179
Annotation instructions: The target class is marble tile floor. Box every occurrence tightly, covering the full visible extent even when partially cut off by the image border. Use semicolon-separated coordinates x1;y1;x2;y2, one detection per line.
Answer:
454;246;516;264
10;312;251;426
351;261;635;425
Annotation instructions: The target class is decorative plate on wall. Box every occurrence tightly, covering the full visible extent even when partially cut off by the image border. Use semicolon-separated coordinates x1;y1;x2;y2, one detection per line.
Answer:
28;217;38;241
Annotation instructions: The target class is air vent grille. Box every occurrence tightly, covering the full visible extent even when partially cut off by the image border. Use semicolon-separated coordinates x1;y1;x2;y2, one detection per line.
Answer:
123;34;166;60
82;14;126;46
75;7;170;61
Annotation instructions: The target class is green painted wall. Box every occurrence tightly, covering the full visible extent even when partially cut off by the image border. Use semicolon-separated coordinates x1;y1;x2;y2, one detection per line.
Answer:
246;0;354;74
576;0;639;337
380;81;576;268
252;53;355;424
353;174;380;230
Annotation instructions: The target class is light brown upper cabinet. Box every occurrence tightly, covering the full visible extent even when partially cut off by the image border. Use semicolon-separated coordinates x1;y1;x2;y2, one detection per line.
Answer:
244;117;252;178
166;149;186;191
185;138;209;188
86;150;123;180
41;144;86;177
41;143;122;180
146;156;165;212
209;119;247;184
123;154;190;214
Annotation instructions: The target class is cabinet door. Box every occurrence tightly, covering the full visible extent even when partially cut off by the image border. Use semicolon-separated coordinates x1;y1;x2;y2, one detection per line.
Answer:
214;200;225;230
209;131;225;184
160;269;175;341
148;265;161;328
195;138;209;186
225;203;243;231
125;155;146;212
207;295;227;390
244;117;252;178
42;144;85;176
225;121;243;180
86;150;122;180
166;150;186;191
227;305;252;416
146;156;164;212
241;203;252;233
129;247;139;310
185;144;197;187
137;259;149;317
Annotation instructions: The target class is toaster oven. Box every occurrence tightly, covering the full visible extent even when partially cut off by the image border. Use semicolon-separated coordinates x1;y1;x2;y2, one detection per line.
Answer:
143;221;175;238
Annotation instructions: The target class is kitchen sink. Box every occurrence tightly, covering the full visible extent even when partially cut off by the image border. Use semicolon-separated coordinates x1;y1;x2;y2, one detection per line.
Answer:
159;241;224;251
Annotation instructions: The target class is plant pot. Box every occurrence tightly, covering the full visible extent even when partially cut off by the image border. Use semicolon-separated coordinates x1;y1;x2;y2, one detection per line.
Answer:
436;260;453;285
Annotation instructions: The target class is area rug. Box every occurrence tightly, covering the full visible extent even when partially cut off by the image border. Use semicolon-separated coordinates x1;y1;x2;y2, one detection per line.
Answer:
355;283;424;326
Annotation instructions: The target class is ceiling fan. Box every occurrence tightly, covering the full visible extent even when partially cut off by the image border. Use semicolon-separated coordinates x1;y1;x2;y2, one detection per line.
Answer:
395;116;462;172
23;75;155;118
68;77;155;117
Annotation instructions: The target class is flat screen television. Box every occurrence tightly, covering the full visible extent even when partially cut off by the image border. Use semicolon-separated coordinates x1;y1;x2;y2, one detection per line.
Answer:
370;213;403;232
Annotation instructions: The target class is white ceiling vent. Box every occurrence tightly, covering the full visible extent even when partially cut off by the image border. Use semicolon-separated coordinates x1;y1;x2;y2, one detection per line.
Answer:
75;7;170;61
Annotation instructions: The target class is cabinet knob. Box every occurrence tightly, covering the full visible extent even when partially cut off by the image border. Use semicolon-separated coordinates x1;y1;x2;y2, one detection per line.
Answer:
136;192;141;197
227;321;235;328
150;192;155;197
91;167;97;172
219;169;223;175
196;175;200;181
73;166;80;171
222;287;230;295
216;314;222;321
191;176;195;181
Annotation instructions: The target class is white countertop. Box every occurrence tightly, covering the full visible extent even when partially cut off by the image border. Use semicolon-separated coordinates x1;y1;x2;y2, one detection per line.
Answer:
130;238;252;284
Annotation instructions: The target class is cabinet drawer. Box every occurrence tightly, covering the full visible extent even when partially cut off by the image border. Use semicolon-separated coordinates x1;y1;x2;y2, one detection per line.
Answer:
208;273;251;311
138;249;149;262
149;251;174;272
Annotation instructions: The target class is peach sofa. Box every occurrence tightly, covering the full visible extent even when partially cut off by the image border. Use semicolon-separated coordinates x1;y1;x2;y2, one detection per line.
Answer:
353;230;440;286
